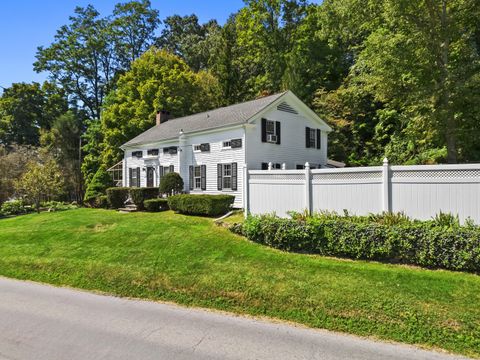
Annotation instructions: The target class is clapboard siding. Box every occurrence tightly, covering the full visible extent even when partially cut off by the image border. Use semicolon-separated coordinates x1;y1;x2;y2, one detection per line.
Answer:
245;106;328;170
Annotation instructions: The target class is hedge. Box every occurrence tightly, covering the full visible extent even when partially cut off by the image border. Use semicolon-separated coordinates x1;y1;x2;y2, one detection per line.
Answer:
129;187;159;210
168;194;234;216
144;198;169;212
106;187;129;209
233;213;480;272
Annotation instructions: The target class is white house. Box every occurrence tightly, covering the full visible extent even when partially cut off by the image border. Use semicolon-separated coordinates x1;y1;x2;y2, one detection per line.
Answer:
119;90;332;207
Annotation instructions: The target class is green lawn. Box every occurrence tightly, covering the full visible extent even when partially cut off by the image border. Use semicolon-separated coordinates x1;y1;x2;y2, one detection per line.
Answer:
0;209;479;357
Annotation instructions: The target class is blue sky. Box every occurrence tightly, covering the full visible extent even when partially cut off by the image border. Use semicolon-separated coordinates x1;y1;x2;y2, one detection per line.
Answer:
0;0;245;89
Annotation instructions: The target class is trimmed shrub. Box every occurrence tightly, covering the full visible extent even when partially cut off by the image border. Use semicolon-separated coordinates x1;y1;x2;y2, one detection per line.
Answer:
130;187;159;210
236;213;480;273
144;198;169;212
168;194;234;216
159;172;184;196
95;195;109;209
41;201;78;212
84;167;113;205
0;199;33;216
106;187;129;209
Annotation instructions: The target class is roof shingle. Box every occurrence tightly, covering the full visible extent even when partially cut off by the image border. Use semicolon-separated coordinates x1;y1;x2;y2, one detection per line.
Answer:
122;92;286;147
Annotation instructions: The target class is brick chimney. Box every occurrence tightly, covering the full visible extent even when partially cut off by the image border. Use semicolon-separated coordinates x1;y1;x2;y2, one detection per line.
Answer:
156;110;170;125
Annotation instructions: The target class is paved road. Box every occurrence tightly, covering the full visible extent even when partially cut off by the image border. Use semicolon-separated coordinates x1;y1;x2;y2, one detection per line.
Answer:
0;277;470;360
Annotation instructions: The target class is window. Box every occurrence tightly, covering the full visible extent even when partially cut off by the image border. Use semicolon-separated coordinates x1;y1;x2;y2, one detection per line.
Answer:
193;144;202;152
147;149;159;156
194;166;201;189
223;140;231;148
261;118;281;144
231;139;242;148
129;167;140;187
222;164;232;189
163;146;177;155
296;164;305;170
132;151;143;158
309;130;316;148
262;162;282;170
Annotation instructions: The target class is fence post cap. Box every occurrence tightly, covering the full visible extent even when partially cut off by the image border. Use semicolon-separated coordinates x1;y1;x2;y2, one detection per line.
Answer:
305;162;310;169
383;157;389;165
282;163;286;170
268;162;273;170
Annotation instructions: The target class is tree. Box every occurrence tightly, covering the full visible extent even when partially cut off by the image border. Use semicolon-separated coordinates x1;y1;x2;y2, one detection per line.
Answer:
159;172;184;196
0;82;68;146
112;0;160;69
34;2;159;120
15;156;64;213
34;5;117;120
40;111;86;202
83;167;113;205
99;48;222;168
156;14;220;72
0;145;39;204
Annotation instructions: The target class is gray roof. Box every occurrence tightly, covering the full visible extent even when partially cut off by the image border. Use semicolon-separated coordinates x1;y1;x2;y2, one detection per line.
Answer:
122;92;287;147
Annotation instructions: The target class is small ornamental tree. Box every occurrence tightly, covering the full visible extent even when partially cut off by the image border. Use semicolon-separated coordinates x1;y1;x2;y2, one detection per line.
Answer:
159;172;184;196
15;159;64;213
84;167;113;205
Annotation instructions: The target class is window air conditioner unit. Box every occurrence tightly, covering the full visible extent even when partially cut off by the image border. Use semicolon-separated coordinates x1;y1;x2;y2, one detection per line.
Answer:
267;134;277;143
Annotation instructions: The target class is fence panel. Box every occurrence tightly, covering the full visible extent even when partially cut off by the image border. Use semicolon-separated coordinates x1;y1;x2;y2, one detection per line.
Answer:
390;165;480;222
311;168;383;215
248;170;305;217
247;162;480;223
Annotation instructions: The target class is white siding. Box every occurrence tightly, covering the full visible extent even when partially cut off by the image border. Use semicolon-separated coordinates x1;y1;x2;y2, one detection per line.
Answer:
181;127;246;207
122;127;246;207
245;105;328;170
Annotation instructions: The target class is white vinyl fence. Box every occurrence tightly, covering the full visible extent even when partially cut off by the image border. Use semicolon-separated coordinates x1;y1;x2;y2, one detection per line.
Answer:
245;159;480;223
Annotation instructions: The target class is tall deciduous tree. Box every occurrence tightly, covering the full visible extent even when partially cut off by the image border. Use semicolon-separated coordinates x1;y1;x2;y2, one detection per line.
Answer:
99;48;222;169
0;82;68;146
112;0;160;69
15;155;64;213
156;14;220;72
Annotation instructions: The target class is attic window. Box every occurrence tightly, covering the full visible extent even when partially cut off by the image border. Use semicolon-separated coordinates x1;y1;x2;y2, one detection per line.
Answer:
277;102;298;114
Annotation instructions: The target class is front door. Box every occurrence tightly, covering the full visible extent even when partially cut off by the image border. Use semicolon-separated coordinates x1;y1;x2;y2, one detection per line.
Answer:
146;167;154;187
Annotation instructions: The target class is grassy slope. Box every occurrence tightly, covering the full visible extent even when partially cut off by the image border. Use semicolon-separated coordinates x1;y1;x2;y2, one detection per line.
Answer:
0;209;479;357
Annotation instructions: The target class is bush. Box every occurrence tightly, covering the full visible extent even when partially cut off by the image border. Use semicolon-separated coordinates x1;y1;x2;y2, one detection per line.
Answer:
0;199;33;216
129;187;159;210
159;172;184;196
168;194;234;216
144;198;169;212
236;213;480;273
41;201;78;212
93;195;109;209
84;167;113;205
106;187;129;209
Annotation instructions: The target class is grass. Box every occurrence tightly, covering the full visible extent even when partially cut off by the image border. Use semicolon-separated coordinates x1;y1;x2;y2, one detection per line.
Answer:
0;208;479;358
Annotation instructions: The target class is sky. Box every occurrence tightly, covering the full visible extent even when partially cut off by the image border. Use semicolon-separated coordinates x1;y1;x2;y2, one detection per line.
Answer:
0;0;245;90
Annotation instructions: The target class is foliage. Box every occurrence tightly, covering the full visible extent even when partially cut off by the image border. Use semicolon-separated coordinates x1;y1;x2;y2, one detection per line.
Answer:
106;187;129;209
0;145;39;205
144;198;169;212
0;82;68;146
84;167;113;204
156;14;221;72
237;212;480;272
40;111;86;202
0;209;479;357
168;194;234;216
99;48;222;167
41;201;79;212
159;172;184;196
34;2;159;120
0;200;33;216
129;187;159;210
14;156;64;213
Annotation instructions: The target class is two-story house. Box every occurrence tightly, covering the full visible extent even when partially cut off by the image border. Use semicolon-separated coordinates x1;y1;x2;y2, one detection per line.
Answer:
120;90;332;207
